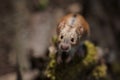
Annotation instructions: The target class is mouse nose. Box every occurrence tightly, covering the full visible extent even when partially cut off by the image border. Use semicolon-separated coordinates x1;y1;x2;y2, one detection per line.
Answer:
61;45;69;51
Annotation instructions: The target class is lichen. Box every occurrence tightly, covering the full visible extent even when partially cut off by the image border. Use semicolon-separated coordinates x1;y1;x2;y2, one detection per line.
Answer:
44;53;56;80
44;36;108;80
82;40;97;66
92;64;107;78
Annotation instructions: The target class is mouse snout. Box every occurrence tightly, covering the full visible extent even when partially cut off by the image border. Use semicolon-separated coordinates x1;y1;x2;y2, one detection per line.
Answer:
60;44;70;51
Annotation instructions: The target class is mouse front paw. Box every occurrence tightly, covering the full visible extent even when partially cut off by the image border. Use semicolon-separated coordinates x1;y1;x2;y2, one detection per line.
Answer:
66;56;72;63
57;56;62;64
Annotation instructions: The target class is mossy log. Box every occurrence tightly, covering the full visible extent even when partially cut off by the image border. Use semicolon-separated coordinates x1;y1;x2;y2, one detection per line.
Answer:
44;36;108;80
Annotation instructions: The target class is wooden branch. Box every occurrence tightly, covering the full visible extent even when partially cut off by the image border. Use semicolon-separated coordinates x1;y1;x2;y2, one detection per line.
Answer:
0;70;39;80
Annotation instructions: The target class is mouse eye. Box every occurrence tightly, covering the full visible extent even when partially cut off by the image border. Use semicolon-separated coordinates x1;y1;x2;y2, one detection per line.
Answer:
71;38;74;42
60;35;64;39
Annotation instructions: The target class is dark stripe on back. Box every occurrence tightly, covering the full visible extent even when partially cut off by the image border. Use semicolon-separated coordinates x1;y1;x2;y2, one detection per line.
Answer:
73;14;77;18
70;14;77;27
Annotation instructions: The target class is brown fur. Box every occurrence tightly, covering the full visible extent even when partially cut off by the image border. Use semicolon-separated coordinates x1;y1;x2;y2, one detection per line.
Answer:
56;13;90;63
57;13;90;37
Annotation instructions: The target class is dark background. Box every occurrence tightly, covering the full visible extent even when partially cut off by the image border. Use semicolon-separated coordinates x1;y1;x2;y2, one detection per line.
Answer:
0;0;119;79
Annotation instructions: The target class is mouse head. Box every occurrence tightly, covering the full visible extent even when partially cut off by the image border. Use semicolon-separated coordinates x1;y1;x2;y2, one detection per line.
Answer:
57;14;90;52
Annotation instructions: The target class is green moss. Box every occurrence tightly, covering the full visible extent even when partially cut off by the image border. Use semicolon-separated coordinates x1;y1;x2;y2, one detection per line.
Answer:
92;64;107;78
38;0;49;10
44;36;108;80
44;53;56;80
82;40;97;66
52;35;58;45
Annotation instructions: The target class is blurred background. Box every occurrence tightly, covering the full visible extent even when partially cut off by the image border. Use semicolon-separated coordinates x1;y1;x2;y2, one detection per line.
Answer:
0;0;119;80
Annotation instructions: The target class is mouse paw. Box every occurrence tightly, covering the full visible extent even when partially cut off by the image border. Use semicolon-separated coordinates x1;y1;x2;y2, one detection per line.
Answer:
57;56;62;64
66;56;72;63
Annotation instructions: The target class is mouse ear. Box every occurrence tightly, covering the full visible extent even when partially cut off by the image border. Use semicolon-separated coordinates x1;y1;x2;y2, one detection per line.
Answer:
76;26;84;36
76;16;90;39
57;21;65;35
